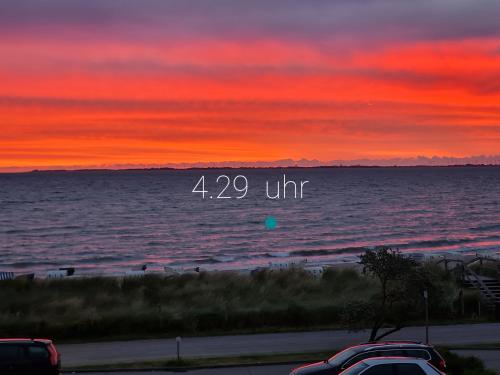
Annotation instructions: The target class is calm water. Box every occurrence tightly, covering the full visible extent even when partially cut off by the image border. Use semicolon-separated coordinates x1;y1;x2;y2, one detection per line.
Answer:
1;167;500;275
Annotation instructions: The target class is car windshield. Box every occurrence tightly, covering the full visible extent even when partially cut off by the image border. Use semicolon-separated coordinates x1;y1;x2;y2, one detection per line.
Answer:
341;361;369;375
328;347;364;366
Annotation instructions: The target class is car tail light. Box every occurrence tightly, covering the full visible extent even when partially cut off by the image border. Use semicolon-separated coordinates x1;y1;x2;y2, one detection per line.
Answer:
46;343;59;367
438;359;446;370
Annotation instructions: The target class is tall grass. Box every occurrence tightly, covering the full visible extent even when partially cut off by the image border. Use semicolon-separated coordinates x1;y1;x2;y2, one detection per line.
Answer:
0;267;461;340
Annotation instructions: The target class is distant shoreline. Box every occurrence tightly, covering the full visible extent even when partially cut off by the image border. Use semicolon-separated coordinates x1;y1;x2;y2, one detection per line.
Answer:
2;163;500;175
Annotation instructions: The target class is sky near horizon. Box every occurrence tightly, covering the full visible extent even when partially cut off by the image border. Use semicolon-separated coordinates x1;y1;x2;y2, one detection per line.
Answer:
1;0;500;170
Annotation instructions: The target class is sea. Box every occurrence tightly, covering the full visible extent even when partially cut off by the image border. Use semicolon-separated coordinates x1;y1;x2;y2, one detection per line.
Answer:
1;167;499;276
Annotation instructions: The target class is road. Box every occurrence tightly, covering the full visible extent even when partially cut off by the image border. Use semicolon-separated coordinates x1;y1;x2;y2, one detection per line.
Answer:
59;323;500;367
67;364;295;375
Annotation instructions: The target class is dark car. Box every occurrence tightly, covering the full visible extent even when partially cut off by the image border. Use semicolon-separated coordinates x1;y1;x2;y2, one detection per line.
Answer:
0;338;60;375
290;341;446;375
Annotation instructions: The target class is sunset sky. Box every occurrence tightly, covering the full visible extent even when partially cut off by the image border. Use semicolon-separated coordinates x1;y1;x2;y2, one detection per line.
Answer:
1;0;499;170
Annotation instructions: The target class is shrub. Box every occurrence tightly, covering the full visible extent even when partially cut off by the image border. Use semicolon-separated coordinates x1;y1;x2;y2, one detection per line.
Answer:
439;348;496;375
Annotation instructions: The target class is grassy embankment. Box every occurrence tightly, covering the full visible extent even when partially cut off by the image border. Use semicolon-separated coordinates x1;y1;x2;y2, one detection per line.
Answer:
0;265;491;341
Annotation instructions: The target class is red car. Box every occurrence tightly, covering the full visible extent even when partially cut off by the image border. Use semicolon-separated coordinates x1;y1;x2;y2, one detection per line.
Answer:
290;341;446;375
0;338;60;375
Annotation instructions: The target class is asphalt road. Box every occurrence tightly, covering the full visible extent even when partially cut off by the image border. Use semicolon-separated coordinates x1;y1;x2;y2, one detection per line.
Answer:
59;323;500;367
70;364;296;375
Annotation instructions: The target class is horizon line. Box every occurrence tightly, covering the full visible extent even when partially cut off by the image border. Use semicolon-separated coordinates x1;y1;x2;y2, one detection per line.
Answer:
2;155;500;174
3;165;500;176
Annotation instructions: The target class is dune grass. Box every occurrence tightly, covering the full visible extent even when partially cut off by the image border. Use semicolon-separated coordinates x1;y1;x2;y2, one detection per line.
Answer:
0;266;481;341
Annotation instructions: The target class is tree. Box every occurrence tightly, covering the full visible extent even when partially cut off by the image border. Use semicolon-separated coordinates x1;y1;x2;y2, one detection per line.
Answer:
343;247;426;342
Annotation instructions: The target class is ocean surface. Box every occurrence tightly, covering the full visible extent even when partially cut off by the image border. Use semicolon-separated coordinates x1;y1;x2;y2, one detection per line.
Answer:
1;167;500;275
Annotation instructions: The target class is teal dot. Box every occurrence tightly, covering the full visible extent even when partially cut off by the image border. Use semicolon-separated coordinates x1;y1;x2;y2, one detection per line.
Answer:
265;216;277;230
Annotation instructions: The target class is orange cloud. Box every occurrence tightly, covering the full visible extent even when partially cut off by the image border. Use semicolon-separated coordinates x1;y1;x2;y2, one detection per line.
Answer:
1;35;499;169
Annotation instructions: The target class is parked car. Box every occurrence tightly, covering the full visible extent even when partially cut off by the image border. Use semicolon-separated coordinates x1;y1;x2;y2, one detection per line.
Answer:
0;338;60;375
339;357;445;375
290;341;446;375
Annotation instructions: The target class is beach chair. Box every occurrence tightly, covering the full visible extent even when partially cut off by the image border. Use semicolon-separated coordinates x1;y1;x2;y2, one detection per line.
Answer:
0;271;14;281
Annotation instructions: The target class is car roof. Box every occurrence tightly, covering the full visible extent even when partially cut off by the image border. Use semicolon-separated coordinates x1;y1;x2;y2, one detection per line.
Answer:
327;342;432;363
0;338;52;344
362;357;428;365
362;341;424;345
356;342;429;352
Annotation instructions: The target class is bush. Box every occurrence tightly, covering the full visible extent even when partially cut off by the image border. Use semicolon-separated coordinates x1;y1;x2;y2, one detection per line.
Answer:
439;348;496;375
